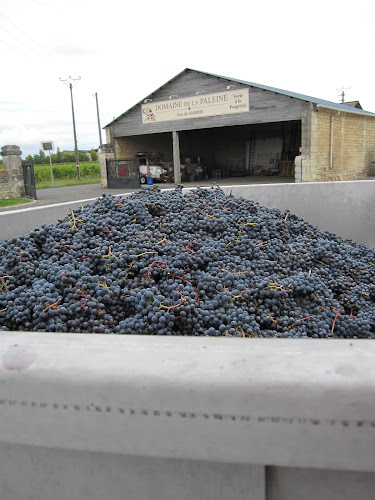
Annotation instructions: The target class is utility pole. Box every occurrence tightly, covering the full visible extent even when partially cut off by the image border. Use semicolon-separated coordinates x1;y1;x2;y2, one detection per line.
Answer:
94;92;103;147
60;76;81;179
337;86;350;104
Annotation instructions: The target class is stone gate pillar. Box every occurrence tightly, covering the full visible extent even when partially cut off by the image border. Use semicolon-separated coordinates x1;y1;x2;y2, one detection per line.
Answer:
1;145;25;198
98;144;114;188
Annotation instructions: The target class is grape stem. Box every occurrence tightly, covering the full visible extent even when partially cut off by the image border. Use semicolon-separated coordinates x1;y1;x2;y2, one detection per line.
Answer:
42;298;61;312
97;277;110;288
314;259;329;267
331;306;342;334
68;209;85;230
186;238;195;254
147;260;168;280
159;297;186;312
0;275;11;291
103;247;118;260
156;236;167;246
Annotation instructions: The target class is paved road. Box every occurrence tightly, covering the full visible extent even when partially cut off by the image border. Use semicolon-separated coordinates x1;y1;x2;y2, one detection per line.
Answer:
35;183;109;205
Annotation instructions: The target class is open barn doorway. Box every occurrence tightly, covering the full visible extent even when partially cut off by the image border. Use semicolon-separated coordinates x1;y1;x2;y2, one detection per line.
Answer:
178;120;301;183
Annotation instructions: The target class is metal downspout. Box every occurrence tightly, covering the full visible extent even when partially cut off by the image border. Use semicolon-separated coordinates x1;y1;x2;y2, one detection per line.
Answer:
330;111;340;169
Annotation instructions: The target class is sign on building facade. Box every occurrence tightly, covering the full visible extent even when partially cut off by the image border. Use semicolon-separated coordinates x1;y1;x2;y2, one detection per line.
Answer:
141;88;249;124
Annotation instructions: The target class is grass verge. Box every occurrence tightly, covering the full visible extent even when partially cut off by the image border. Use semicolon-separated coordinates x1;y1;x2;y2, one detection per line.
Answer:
36;176;101;189
0;198;33;208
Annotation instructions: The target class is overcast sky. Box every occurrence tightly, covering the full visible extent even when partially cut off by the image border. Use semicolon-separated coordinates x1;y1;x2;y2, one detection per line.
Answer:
1;0;375;158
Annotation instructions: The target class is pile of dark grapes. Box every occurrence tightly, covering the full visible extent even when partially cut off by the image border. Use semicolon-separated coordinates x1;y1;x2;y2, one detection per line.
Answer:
1;186;374;338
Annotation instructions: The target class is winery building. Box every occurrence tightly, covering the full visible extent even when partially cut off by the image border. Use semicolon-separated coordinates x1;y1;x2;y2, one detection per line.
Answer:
102;68;375;185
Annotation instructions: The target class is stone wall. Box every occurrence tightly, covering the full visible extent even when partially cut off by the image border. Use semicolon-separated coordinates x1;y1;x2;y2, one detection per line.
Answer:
336;113;375;179
0;145;25;198
0;169;11;197
98;144;115;188
302;105;375;182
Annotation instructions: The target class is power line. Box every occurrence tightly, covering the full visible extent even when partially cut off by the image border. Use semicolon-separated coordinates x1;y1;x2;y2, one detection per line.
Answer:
0;36;25;56
0;20;43;56
0;10;45;53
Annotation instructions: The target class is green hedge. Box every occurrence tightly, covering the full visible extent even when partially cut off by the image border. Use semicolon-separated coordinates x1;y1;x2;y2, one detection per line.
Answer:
34;162;100;182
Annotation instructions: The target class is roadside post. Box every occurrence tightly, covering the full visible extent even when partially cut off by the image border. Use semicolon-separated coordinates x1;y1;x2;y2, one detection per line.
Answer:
41;141;54;186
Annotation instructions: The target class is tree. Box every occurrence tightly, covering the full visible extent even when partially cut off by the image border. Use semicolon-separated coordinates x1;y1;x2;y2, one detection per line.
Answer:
56;147;63;163
39;150;47;164
79;152;89;162
25;154;33;162
51;147;63;164
90;149;98;161
32;152;41;164
63;152;75;163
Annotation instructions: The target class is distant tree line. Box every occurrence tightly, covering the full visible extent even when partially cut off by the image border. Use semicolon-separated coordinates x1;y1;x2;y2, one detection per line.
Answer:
25;147;98;164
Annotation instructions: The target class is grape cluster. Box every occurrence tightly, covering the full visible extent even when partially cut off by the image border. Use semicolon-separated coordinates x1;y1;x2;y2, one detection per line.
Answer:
0;186;374;338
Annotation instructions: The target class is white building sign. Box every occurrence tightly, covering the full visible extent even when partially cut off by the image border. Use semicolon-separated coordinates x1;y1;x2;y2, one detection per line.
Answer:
141;88;249;124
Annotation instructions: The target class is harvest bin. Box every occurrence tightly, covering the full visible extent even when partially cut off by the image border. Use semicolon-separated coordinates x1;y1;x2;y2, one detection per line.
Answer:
0;180;375;500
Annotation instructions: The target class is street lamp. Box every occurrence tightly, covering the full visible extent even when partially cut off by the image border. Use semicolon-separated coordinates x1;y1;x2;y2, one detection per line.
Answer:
60;76;81;180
